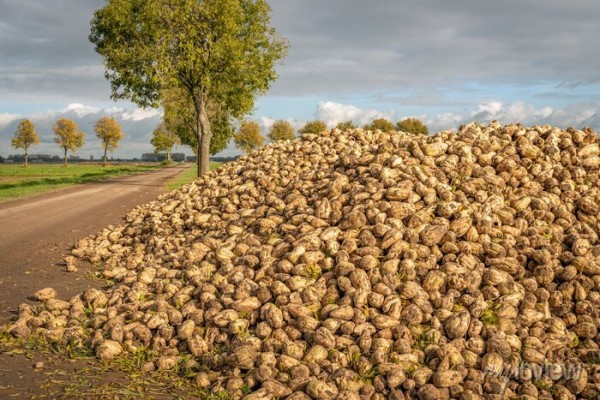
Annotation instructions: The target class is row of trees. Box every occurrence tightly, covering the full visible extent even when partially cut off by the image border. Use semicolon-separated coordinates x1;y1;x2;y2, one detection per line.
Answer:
299;117;429;135
149;118;297;157
9;117;123;167
233;119;294;153
12;113;427;166
230;117;429;154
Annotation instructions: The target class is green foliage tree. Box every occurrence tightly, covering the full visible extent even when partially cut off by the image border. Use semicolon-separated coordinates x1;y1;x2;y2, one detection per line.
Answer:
94;116;124;166
53;118;85;166
162;87;232;156
234;121;264;154
268;120;295;142
364;118;394;132
90;0;288;176
11;119;40;167
335;120;357;130
150;122;180;163
299;120;328;134
396;118;429;135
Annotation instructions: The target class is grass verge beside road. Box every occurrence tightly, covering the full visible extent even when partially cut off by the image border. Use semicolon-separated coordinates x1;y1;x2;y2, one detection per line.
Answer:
0;164;163;202
164;162;222;191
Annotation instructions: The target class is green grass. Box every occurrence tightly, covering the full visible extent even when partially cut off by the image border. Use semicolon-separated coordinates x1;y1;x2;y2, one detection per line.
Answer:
164;162;222;191
0;163;163;202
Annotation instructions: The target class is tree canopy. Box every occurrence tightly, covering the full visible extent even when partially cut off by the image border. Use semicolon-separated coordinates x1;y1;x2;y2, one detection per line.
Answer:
53;118;85;166
299;120;328;134
234;121;264;154
151;122;180;162
11;119;40;167
268;120;295;142
162;87;232;156
335;120;357;130
90;0;288;175
396;118;429;135
94;116;124;165
364;118;394;132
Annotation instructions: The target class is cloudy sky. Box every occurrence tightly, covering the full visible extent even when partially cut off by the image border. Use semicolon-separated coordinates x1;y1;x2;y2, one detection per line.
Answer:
1;0;599;158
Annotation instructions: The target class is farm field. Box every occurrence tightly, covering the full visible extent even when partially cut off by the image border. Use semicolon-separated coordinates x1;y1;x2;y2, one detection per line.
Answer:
0;163;165;202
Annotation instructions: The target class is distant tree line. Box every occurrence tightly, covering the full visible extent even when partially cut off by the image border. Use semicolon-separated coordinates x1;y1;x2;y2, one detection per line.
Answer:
208;116;430;155
299;117;429;135
6;117;124;167
4;154;82;163
3;114;430;167
141;152;186;162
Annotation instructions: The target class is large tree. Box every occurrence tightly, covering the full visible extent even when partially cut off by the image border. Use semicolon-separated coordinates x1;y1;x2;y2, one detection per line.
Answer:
396;117;429;135
90;0;288;176
53;118;85;166
150;122;180;163
268;120;295;142
11;119;40;167
234;120;264;154
94;116;124;166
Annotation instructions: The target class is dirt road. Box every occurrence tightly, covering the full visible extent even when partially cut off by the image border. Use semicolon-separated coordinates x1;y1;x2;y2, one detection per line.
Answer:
0;165;190;398
0;165;188;322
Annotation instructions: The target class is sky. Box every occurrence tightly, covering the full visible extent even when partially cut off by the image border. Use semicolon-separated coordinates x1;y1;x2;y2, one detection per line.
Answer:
1;0;600;158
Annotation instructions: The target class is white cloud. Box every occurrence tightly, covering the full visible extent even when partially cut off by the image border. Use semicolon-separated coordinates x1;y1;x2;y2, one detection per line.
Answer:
26;103;104;122
0;112;20;127
63;103;100;117
429;112;462;130
316;101;397;127
121;108;162;122
258;116;276;130
473;101;503;116
309;100;600;134
257;116;304;135
433;101;600;132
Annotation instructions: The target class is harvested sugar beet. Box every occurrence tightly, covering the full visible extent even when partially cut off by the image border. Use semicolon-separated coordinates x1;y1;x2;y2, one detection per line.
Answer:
11;122;600;399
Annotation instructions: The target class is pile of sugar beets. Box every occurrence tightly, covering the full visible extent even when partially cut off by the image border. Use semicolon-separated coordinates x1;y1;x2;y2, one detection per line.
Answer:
10;122;600;400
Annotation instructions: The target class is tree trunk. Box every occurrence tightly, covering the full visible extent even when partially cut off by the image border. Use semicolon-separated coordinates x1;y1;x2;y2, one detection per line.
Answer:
199;126;211;175
64;147;68;166
196;143;201;176
167;147;172;163
194;99;202;176
24;149;28;168
199;101;212;175
103;146;108;167
193;95;212;176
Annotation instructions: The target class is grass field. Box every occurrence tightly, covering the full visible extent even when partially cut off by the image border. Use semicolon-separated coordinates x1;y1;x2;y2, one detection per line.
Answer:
164;162;222;191
0;163;164;202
